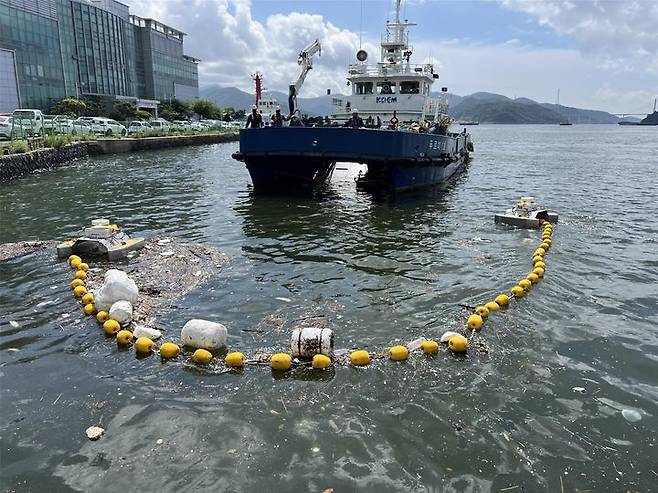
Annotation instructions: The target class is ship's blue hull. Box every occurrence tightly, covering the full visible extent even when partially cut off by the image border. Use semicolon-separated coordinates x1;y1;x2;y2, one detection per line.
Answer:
233;127;471;192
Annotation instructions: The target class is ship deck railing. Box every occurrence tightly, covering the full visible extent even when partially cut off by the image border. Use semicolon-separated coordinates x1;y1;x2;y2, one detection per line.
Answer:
347;63;434;77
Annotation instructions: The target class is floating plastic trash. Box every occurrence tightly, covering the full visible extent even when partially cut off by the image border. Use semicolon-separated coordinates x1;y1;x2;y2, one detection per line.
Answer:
181;319;228;350
57;219;145;260
290;327;334;358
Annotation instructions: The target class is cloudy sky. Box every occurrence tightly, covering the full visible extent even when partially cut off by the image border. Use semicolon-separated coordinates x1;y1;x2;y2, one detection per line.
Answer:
129;0;657;114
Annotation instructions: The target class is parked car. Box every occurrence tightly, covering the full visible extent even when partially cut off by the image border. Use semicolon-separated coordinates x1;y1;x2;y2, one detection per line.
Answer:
148;119;170;133
190;121;208;131
127;121;152;135
171;120;191;131
0;115;13;139
80;117;126;137
11;109;44;137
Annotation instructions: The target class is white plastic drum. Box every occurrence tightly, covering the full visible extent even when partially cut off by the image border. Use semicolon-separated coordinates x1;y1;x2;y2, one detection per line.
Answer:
290;327;334;358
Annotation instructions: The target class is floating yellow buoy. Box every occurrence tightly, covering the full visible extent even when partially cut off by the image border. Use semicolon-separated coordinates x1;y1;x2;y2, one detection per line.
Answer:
388;345;409;361
485;301;500;312
73;285;87;298
475;305;490;319
225;351;245;368
532;255;544;264
116;330;133;345
312;354;332;369
448;335;469;353
160;342;180;359
68;255;82;266
467;314;483;330
81;293;94;305
350;350;371;366
540;242;550;251
420;340;439;354
192;348;213;364
74;270;87;280
70;258;82;270
543;238;552;247
495;294;510;307
527;273;539;284
511;285;525;297
71;279;85;289
534;260;546;269
78;262;89;272
519;279;532;290
135;337;154;355
533;267;545;277
83;303;96;316
96;311;109;323
534;248;546;257
103;319;120;335
270;353;292;371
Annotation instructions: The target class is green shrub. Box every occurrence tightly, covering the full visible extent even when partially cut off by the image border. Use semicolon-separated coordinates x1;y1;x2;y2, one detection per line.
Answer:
8;140;29;154
43;134;73;150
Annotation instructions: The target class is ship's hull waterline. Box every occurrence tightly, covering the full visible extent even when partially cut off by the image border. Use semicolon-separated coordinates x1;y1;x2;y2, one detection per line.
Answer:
233;127;472;192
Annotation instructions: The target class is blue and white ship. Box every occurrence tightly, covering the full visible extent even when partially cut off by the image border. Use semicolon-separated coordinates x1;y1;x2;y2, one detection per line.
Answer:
233;0;472;193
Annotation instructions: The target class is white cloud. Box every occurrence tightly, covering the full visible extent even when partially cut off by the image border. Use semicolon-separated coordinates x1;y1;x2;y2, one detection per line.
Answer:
129;0;373;97
501;0;658;75
127;0;656;114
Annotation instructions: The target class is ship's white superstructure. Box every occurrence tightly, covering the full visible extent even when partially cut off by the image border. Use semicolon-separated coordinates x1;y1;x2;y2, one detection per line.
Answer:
332;0;447;124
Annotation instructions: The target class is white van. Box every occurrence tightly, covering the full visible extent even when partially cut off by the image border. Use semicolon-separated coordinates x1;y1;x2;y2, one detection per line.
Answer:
149;118;170;133
11;109;44;137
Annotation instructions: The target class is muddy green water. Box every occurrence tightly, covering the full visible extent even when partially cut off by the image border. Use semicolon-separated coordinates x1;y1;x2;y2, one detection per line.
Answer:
1;125;657;492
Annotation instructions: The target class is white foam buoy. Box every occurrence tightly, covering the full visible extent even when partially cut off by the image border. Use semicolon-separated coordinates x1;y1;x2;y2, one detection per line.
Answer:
290;327;334;358
109;300;133;325
181;319;227;350
133;325;162;341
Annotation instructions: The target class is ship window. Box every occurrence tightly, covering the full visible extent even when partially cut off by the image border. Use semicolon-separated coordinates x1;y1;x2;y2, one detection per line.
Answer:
355;82;373;95
400;81;420;94
377;81;396;94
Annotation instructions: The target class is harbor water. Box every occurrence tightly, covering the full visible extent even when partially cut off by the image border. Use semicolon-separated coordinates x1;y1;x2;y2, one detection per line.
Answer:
1;124;657;492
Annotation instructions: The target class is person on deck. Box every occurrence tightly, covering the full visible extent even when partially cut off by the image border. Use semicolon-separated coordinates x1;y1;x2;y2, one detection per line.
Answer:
271;106;286;127
245;105;263;128
344;109;364;128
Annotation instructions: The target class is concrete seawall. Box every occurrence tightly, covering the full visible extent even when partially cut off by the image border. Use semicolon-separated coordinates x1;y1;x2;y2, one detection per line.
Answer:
0;132;238;182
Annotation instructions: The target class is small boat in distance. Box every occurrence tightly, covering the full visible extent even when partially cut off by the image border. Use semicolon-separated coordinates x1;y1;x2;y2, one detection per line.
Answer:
458;121;479;125
556;88;573;125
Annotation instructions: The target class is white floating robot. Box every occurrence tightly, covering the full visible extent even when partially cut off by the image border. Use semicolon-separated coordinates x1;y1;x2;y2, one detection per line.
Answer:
57;219;145;260
494;197;559;229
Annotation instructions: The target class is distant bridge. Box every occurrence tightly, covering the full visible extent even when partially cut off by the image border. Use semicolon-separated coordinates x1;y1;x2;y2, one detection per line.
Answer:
612;113;649;118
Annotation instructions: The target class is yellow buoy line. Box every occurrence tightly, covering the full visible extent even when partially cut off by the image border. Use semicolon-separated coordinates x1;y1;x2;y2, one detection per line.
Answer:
64;221;555;373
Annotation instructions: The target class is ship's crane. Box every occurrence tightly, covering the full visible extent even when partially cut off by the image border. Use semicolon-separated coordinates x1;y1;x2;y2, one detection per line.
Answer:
288;39;321;117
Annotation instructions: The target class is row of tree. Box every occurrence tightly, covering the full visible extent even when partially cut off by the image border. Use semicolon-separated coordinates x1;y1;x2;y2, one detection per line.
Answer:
49;97;245;122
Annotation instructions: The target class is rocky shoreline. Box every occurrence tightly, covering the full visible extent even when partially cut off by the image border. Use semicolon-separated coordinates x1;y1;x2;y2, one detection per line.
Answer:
0;132;238;182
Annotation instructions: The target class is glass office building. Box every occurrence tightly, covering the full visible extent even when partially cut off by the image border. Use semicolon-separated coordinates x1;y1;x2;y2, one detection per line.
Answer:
0;0;199;111
130;15;199;102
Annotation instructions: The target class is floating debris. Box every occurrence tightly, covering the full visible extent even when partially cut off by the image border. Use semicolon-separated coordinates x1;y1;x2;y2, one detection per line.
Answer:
0;240;57;262
621;409;642;423
572;386;586;394
85;425;105;441
9;320;19;328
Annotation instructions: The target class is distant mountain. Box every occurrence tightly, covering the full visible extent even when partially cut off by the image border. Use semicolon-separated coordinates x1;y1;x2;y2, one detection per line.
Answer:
450;96;563;124
539;103;620;124
199;84;629;123
199;85;336;116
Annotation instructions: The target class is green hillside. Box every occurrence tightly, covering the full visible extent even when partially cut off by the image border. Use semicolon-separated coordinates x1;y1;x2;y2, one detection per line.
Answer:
450;97;563;124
